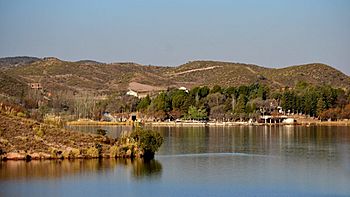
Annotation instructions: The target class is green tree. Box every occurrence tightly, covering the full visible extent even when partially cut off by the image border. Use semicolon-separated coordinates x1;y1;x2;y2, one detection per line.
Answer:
150;92;171;112
190;87;200;102
171;90;188;111
130;128;164;159
224;86;238;99
198;86;210;98
206;93;225;108
234;94;247;113
137;95;151;112
209;105;226;120
281;91;297;113
187;106;208;120
238;85;249;97
210;85;222;94
257;85;268;100
316;97;326;117
304;90;318;116
295;95;305;114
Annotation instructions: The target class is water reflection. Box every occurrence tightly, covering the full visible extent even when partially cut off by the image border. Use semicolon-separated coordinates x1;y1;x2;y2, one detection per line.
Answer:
131;159;162;180
151;125;350;161
1;125;350;196
66;125;350;161
0;158;162;180
65;125;350;162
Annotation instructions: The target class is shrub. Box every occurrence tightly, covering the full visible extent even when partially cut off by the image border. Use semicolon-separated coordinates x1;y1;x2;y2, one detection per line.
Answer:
71;148;80;157
63;148;80;159
43;114;64;128
62;150;71;159
0;138;9;146
16;112;27;118
110;145;120;158
130;128;163;159
33;125;45;137
86;145;100;158
49;147;62;159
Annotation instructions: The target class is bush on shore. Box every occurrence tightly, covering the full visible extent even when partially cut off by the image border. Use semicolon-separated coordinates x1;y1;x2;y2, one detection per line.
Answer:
130;128;163;159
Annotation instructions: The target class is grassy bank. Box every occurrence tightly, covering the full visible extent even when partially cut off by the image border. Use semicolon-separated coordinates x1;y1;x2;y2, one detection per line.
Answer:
67;120;128;126
0;112;162;161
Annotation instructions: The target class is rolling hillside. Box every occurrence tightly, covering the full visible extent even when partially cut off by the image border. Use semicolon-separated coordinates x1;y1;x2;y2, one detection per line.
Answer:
0;57;349;97
165;61;350;88
0;56;41;69
0;71;27;97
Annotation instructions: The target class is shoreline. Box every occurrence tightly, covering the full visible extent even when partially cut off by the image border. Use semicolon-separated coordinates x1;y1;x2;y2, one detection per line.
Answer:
66;120;350;127
145;121;350;127
66;120;127;126
0;152;137;161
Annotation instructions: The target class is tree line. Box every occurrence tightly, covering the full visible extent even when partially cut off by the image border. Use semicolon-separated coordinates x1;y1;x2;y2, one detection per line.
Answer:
3;82;350;122
124;82;350;121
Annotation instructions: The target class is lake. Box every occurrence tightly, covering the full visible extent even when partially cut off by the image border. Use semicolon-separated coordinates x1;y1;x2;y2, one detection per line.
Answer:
1;125;350;196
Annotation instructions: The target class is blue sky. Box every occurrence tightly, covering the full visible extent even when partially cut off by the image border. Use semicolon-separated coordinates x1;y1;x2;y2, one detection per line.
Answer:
0;0;349;74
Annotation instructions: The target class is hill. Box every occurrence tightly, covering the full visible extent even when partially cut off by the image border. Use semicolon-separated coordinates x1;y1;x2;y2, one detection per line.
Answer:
165;61;270;87
260;63;350;88
0;56;41;69
0;71;27;98
0;57;349;97
164;61;350;89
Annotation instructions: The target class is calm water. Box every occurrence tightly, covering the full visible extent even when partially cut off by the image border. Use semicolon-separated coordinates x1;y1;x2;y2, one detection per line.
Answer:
1;125;350;196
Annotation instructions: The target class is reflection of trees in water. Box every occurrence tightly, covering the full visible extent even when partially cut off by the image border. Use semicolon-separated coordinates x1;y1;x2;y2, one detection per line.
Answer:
0;158;162;180
113;158;162;179
130;159;162;180
0;159;114;180
154;126;350;161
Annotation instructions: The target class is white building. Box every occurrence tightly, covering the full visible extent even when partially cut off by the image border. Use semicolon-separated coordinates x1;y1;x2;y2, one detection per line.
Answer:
126;89;139;97
126;89;149;99
179;86;189;93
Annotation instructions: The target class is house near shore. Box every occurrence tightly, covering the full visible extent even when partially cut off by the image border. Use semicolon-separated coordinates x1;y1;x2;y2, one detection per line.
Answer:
126;89;148;99
259;115;296;124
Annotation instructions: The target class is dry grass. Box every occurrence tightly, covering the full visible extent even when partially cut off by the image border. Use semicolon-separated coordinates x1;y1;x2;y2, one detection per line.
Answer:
66;120;127;126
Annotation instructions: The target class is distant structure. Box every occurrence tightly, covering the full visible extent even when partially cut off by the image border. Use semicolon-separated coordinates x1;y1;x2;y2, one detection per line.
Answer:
127;87;188;98
277;106;283;114
259;115;296;124
29;83;42;89
126;89;138;97
178;86;189;93
126;89;148;99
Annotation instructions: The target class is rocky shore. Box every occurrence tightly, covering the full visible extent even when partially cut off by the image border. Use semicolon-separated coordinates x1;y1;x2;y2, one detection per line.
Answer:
0;112;163;161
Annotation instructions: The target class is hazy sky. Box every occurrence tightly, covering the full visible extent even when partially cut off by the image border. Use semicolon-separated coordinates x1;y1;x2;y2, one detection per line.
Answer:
0;0;349;74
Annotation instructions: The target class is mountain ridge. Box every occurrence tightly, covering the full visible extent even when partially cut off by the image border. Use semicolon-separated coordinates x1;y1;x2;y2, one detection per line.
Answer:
0;57;349;97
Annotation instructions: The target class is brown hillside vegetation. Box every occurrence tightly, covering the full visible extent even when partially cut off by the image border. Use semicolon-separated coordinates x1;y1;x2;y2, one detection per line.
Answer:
1;57;349;96
0;56;41;69
0;71;27;97
166;61;270;87
0;111;163;160
0;111;111;159
260;63;350;88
